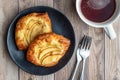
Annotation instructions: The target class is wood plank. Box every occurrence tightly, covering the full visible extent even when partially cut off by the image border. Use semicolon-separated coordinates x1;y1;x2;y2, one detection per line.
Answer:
54;0;90;80
34;0;53;7
105;18;120;80
0;0;19;80
88;27;105;80
20;69;54;80
19;0;35;11
19;0;54;80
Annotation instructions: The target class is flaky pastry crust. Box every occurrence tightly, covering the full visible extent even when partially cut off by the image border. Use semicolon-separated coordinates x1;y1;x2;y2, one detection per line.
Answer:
26;33;70;67
15;12;52;50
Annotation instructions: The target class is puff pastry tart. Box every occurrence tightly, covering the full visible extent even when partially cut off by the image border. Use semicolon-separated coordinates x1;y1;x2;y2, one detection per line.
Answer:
15;12;52;50
26;33;70;67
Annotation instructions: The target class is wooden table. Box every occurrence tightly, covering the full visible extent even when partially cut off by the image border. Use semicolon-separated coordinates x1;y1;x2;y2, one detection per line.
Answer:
1;0;120;80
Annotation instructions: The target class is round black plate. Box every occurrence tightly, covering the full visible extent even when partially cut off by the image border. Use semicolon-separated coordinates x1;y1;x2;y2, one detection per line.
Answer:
7;6;75;75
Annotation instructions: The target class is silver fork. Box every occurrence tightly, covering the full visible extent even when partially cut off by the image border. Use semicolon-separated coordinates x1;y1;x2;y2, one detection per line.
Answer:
71;43;82;80
79;35;92;80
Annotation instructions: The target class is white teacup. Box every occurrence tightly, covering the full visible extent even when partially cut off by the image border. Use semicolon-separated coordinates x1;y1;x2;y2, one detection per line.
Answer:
76;0;120;39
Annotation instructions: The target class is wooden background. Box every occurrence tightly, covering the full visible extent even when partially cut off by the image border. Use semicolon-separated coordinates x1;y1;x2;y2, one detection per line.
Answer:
0;0;120;80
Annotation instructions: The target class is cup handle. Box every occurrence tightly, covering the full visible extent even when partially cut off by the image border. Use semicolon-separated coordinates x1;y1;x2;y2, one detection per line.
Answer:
104;24;116;39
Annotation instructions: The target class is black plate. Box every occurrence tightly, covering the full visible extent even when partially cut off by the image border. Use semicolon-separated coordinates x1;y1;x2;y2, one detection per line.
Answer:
7;6;75;75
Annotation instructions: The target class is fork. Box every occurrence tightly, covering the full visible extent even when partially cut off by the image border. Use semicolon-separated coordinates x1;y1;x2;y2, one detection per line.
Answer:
79;35;92;80
71;43;82;80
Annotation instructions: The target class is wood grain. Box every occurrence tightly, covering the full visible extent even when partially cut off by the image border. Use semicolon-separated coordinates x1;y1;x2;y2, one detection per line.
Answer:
105;17;120;80
0;0;19;80
88;27;105;80
34;0;53;7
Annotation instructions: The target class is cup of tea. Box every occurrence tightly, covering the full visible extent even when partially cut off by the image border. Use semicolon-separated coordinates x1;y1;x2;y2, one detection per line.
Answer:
76;0;120;39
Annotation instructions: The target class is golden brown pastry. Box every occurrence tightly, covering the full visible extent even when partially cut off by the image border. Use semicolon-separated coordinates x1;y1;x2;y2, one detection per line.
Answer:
26;33;70;67
15;12;52;50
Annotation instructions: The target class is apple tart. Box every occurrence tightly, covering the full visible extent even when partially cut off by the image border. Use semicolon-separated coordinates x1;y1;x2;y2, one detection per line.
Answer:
15;12;52;50
26;33;70;67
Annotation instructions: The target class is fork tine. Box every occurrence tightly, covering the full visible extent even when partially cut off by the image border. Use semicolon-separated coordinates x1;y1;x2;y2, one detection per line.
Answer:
79;35;92;50
84;36;89;49
80;35;85;43
83;36;88;49
78;35;85;48
79;35;87;49
85;36;92;50
81;36;87;49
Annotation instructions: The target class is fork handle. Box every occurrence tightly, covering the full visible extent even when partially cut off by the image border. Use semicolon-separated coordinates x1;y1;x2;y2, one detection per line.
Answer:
80;59;86;80
71;60;81;80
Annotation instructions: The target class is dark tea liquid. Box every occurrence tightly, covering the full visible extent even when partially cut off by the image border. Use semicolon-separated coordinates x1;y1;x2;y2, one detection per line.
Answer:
81;0;116;22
